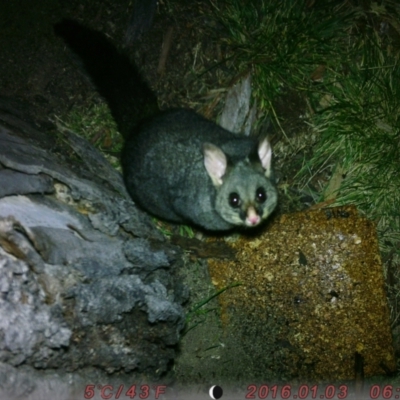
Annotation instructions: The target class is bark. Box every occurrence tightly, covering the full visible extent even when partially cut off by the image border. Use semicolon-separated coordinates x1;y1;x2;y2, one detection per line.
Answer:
0;97;187;399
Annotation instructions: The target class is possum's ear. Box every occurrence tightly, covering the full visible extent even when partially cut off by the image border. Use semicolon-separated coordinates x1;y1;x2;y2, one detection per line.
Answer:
258;138;272;178
203;143;228;187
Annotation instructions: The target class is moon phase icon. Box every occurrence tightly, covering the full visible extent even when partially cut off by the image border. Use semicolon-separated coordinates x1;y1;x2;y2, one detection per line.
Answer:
209;385;223;399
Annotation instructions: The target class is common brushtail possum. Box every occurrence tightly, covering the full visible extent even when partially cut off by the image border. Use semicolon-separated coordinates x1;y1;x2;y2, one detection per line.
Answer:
54;20;278;231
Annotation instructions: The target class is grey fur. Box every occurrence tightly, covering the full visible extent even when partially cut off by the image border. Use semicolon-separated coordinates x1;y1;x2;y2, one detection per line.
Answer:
123;109;278;230
55;20;277;231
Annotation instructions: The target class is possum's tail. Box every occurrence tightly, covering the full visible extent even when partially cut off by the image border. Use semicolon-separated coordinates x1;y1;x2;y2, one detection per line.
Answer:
54;19;159;139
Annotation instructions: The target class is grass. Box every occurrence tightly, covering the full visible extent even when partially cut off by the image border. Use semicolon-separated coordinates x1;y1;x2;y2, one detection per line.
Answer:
303;53;400;252
212;0;400;251
60;101;122;169
152;219;195;238
298;9;400;255
182;282;242;336
211;0;355;118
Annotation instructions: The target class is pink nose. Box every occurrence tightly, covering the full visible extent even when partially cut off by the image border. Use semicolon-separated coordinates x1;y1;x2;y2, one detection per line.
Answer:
246;206;260;226
247;215;260;225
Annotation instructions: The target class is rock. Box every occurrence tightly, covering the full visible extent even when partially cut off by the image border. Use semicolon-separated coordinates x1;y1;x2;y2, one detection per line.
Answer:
0;98;187;397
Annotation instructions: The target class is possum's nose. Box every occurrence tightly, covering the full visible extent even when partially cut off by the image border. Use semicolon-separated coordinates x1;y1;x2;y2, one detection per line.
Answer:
245;206;261;226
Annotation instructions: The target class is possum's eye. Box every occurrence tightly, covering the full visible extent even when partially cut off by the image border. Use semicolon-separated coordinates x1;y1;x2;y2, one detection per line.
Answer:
256;187;267;203
229;192;241;208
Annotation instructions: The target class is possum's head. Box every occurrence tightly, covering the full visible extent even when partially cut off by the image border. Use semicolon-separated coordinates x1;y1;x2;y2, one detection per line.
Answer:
203;138;278;228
